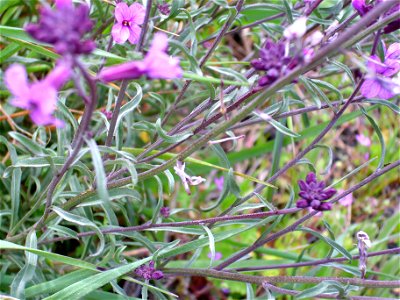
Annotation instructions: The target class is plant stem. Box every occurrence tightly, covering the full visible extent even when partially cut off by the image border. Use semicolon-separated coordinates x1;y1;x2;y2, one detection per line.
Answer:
104;80;128;147
136;0;152;52
232;247;400;272
163;268;400;288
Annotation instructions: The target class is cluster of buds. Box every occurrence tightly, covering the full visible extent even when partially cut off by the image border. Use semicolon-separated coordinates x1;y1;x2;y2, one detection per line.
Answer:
135;261;164;280
296;173;336;211
26;0;95;55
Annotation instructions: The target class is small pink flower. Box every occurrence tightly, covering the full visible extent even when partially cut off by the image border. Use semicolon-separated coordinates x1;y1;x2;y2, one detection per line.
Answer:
112;2;145;44
355;134;371;147
214;176;224;192
338;191;353;207
5;62;70;127
99;33;182;82
208;251;222;260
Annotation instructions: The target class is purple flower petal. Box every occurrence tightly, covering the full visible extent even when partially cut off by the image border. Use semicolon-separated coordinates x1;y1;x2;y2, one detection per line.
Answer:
115;2;132;23
318;202;332;211
306;172;316;184
323;188;337;199
310;200;321;209
112;24;130;44
296;199;309;208
44;61;71;90
151;271;164;280
5;64;30;100
298;180;307;191
127;24;141;44
299;191;311;200
361;79;381;98
129;3;146;25
98;61;146;82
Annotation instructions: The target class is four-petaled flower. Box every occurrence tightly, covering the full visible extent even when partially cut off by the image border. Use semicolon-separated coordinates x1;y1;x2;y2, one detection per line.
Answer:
173;161;206;195
112;2;145;44
360;43;400;99
296;172;336;211
99;33;182;82
135;261;164;280
5;63;71;127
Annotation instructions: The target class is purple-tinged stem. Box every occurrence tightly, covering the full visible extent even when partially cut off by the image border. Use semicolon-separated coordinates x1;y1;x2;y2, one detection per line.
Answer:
232;247;400;272
136;0;152;52
163;268;400;288
39;207;300;244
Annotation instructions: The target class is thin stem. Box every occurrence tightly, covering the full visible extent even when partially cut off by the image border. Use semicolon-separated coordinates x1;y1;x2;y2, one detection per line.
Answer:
214;160;400;270
232;247;400;272
136;0;152;52
305;0;324;16
104;80;128;147
39;208;300;244
164;268;400;288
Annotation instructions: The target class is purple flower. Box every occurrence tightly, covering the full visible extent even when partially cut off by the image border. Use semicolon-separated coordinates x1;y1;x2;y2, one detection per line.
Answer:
112;2;145;44
5;63;71;127
157;2;171;15
352;0;400;34
101;108;113;120
135;261;164;280
99;33;183;82
214;176;224;192
207;251;222;260
160;206;170;218
355;133;371;147
251;39;295;86
360;43;400;99
296;172;336;211
26;0;95;55
338;191;353;207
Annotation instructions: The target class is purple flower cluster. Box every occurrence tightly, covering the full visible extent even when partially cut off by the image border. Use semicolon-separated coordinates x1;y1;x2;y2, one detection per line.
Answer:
99;33;182;81
25;0;95;55
296;173;336;211
361;43;400;99
352;0;400;34
251;39;295;86
157;2;171;15
135;261;163;280
160;206;170;218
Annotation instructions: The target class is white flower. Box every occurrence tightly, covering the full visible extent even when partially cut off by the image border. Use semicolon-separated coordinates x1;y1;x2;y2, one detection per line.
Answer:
283;17;307;40
174;161;206;195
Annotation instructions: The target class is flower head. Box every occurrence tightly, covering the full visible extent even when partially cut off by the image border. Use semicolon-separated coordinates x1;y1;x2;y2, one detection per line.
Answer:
112;2;145;44
174;161;206;195
99;33;182;82
135;261;164;280
5;63;70;127
26;1;95;55
360;43;400;99
251;39;292;86
296;172;336;211
160;207;170;218
157;2;171;15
